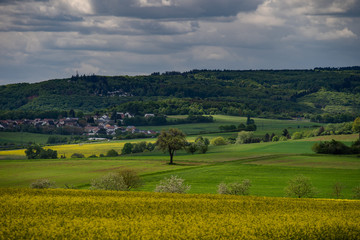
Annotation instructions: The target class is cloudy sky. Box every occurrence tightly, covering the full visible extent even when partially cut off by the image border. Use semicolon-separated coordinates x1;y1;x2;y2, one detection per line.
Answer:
0;0;359;84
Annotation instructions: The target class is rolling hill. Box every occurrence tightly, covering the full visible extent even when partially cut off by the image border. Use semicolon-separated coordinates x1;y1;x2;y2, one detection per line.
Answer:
1;67;360;120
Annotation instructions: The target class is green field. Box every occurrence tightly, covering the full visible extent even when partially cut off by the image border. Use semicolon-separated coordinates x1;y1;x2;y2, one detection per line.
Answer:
0;130;359;199
141;115;323;137
0;132;63;145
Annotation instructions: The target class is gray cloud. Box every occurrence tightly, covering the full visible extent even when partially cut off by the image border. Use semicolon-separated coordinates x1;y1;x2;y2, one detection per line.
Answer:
0;0;359;85
91;0;263;19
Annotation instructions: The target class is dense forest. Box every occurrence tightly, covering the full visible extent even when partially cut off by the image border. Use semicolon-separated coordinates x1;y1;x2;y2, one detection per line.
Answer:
1;67;360;122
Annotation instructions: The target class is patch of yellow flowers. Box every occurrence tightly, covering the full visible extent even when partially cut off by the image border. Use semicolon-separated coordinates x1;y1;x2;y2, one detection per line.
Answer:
1;188;359;239
0;141;153;158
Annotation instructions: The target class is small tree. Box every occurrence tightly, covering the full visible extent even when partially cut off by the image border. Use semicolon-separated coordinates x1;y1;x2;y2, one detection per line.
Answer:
285;175;316;198
263;133;270;142
30;179;56;189
154;175;191;193
146;142;156;151
121;143;133;155
186;142;198;154
353;185;360;199
195;136;209;154
156;128;187;164
217;179;251;195
332;182;343;199
282;129;290;138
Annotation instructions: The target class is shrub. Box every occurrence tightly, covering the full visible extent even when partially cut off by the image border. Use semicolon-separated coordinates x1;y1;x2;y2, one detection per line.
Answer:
132;142;147;153
332;182;343;199
30;179;56;189
279;136;288;141
272;136;279;142
91;169;142;191
71;153;85;158
91;172;127;191
154;175;191;193
236;131;254;144
284;175;316;198
89;154;98;158
353;185;360;199
118;169;142;190
106;149;119;157
217;179;251;195
210;137;228;146
292;132;303;140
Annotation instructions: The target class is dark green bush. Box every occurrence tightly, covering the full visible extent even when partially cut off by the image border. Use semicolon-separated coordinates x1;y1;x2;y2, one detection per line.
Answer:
312;139;360;154
106;149;119;157
25;144;57;159
71;153;85;158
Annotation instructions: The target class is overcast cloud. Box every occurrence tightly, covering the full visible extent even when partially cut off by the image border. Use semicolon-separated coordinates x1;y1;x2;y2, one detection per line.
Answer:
0;0;359;84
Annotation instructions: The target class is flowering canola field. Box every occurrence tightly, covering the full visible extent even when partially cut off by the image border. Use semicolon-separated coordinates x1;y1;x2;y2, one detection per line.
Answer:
0;140;153;158
1;188;359;239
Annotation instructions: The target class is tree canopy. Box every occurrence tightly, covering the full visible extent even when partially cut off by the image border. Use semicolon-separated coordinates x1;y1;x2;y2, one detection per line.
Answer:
156;128;187;164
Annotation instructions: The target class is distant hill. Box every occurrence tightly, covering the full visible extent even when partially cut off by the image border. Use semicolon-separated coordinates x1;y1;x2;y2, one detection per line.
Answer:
1;67;360;121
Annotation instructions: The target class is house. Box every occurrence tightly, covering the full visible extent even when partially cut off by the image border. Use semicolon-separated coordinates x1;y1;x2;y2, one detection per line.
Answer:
104;124;118;135
144;113;155;118
125;112;134;118
84;126;100;136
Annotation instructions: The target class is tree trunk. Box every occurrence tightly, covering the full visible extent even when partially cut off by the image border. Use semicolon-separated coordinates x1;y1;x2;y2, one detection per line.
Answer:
169;150;174;165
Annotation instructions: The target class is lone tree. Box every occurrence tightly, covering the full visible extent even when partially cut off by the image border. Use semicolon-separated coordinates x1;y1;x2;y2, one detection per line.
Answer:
156;128;187;164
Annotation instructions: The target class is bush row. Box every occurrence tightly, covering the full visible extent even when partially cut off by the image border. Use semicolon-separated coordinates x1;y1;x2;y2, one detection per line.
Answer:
29;173;360;199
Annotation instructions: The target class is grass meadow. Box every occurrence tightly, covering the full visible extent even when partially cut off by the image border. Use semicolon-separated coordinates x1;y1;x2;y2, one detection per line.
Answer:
144;115;323;137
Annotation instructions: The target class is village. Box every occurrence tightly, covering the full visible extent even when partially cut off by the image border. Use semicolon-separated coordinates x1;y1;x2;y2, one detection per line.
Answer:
0;112;158;138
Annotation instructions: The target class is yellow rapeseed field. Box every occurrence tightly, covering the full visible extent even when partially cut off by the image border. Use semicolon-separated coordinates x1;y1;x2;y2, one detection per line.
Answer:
1;188;359;239
0;140;155;158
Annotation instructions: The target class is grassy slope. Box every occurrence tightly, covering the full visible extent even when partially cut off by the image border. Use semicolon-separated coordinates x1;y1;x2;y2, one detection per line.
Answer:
0;132;60;145
0;133;359;198
141;115;322;137
0;116;357;199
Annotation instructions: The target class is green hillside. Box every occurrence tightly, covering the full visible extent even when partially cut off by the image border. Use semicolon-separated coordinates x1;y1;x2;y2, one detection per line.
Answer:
1;68;360;120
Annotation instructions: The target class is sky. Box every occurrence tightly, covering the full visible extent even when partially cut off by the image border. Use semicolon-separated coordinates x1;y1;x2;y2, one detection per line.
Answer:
0;0;359;85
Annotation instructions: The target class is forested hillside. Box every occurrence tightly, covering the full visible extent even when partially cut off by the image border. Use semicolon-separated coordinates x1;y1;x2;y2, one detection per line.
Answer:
1;67;360;121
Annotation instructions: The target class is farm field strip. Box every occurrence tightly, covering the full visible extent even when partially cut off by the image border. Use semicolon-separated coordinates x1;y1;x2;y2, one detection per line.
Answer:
1;188;359;240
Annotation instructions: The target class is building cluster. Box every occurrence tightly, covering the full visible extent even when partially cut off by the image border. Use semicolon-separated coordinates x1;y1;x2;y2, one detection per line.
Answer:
0;112;158;137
